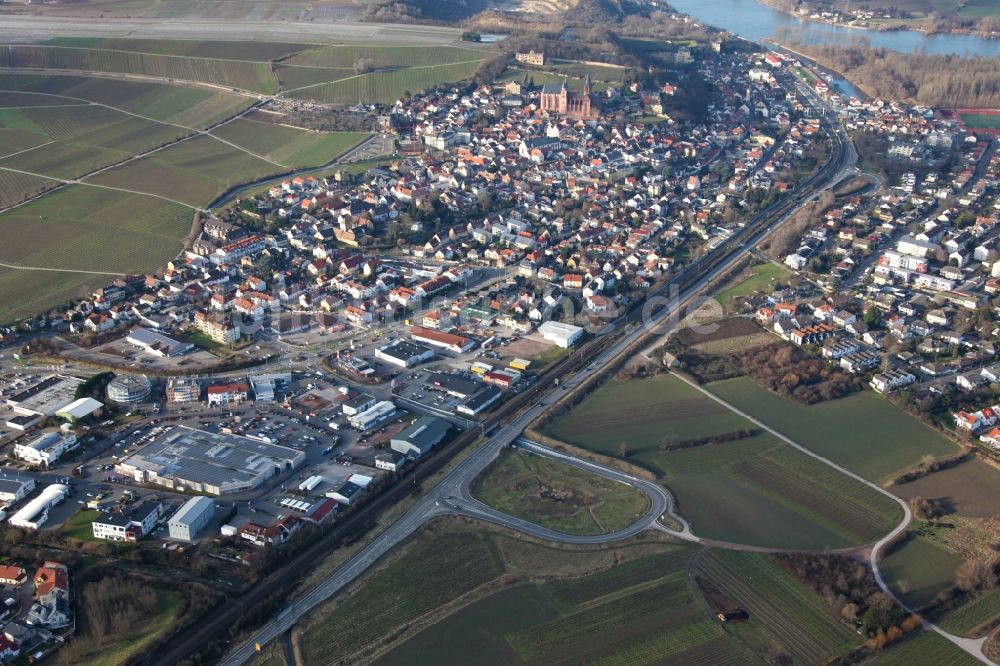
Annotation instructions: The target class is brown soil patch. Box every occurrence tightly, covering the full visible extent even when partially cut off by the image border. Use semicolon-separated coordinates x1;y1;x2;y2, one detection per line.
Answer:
892;459;1000;519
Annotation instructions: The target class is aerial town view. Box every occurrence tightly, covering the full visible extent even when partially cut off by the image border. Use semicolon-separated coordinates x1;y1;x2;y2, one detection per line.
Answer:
0;0;998;664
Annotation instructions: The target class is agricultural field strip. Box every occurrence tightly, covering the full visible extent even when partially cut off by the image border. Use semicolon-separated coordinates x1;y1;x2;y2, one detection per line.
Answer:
0;87;269;161
725;449;898;541
685;374;993;661
508;579;695;659
586;620;731;666
0;103;90;110
0;160;200;210
697;552;856;662
545;551;693;610
940;588;1000;636
0;139;55;161
0;86;286;199
0;44;277;95
303;531;503;663
5;42;280;65
279;58;489;93
0;146;203;211
672;371;911;540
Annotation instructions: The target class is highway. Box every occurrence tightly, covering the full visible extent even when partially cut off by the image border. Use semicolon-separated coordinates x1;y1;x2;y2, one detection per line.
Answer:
217;110;858;665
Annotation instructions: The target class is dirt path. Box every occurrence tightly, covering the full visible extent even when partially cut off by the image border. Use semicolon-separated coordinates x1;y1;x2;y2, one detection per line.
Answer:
666;371;990;664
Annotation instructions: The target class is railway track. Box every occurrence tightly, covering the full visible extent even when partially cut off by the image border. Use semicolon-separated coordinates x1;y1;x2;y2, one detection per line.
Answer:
147;117;849;666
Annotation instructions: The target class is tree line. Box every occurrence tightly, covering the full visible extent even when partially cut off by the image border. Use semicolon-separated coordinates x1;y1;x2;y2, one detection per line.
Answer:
782;37;1000;108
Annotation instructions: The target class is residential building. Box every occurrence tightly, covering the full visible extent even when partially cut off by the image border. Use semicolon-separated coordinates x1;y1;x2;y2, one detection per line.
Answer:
206;382;249;407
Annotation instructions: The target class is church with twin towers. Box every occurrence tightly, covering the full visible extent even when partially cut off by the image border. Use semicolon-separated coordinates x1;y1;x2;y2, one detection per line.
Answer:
540;74;597;118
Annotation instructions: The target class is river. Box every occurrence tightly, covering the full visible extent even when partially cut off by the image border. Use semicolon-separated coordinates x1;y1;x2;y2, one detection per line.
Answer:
667;0;1000;56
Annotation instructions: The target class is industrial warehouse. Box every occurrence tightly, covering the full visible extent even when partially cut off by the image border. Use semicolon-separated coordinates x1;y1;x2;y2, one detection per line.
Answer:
114;426;306;495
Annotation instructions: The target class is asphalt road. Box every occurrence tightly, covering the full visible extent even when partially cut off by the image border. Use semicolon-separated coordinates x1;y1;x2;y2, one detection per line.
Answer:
0;16;462;45
219;114;856;663
439;436;696;545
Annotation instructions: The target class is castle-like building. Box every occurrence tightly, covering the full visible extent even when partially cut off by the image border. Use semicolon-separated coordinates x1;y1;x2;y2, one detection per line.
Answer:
540;75;595;118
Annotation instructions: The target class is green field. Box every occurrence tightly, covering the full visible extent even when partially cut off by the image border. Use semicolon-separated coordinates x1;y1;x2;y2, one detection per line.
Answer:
0;104;193;180
285;60;483;104
59;509;101;540
284;44;489;70
0;44;278;94
209;119;369;168
0;184;192;271
0;185;192;321
0;72;262;322
960;112;1000;129
471;449;651;536
716;262;790;311
273;65;352;91
0;91;85;108
320;523;760;666
695;550;860;664
939;587;1000;636
374;585;559;666
0;72;253;129
546;374;750;467
0;170;56;208
302;529;506;664
44;37;311;61
545;373;902;549
86;134;283;207
0;266;107;322
959;2;1000;17
330;528;760;666
881;533;963;609
872;630;982;665
707;377;959;481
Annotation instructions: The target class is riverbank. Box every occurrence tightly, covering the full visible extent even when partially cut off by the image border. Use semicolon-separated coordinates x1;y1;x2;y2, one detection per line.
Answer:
754;0;1000;40
772;38;1000;108
667;0;1000;57
764;39;871;100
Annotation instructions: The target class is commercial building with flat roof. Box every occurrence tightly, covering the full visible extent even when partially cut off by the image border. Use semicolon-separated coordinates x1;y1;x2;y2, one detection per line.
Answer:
391;416;450;458
374;340;435;368
456;385;503;415
538;320;584;348
14;432;78;467
114;426;305;495
249;373;290;403
410;326;476;353
168;496;215;540
426;372;482;399
348;400;396;432
92;501;162;542
126;327;194;357
6;375;83;416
